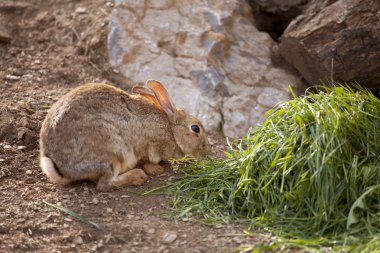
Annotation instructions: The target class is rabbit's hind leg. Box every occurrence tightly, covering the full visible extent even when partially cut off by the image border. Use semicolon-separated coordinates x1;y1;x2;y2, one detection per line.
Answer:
96;161;121;191
96;170;116;191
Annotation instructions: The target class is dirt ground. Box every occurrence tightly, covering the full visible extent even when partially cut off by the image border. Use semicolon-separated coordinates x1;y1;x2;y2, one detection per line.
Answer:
0;1;278;252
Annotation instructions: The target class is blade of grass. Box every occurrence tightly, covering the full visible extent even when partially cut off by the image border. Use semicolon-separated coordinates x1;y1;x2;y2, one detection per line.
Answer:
43;200;108;232
42;200;128;243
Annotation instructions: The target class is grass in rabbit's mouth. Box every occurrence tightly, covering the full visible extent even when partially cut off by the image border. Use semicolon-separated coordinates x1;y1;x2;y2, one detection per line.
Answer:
162;84;380;252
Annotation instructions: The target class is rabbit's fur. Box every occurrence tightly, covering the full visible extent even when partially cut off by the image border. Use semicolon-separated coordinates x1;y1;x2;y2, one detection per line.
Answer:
40;80;211;191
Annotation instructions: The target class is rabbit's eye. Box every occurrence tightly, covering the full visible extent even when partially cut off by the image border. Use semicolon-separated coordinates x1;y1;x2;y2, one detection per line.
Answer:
191;125;200;133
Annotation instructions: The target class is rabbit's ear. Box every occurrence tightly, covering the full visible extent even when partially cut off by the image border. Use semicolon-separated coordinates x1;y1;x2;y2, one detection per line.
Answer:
146;79;175;115
132;86;161;109
132;86;155;96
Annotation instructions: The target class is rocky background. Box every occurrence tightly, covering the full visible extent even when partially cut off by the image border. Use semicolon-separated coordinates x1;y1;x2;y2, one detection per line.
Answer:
108;0;380;138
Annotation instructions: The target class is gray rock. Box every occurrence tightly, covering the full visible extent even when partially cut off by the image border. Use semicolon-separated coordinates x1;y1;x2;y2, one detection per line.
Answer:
257;87;288;107
108;0;302;138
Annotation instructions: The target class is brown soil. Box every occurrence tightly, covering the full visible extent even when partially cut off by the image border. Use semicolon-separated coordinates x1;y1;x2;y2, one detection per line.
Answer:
0;1;274;252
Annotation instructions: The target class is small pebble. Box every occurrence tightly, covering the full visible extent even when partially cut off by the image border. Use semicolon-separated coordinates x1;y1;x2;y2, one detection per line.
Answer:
214;223;224;229
73;236;83;244
25;170;33;175
17;129;27;140
146;228;155;234
162;231;177;244
75;7;87;14
20;116;29;127
3;145;11;149
233;236;243;244
5;74;20;80
106;208;112;213
92;198;99;204
17;145;27;150
158;246;167;253
0;158;5;162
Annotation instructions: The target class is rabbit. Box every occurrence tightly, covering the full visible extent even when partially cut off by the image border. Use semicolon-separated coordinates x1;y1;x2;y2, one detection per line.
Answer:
39;79;211;191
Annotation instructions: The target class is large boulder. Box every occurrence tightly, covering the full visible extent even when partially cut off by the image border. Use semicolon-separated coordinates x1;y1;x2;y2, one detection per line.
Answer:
279;0;380;88
108;0;302;138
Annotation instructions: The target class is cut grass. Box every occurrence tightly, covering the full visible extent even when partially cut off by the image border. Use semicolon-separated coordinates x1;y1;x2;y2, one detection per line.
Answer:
165;85;380;252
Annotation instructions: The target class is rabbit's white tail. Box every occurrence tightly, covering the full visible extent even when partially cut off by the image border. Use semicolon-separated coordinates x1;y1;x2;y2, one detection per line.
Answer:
40;156;70;184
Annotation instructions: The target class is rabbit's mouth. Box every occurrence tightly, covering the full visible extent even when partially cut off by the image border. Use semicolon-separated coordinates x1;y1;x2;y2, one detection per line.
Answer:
193;143;212;158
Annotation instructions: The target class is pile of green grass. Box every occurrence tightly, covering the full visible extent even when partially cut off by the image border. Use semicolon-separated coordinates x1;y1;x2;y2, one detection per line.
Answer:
168;85;380;251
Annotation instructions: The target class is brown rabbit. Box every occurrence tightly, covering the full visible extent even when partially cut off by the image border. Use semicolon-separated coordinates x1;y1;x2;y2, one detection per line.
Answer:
39;80;211;191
